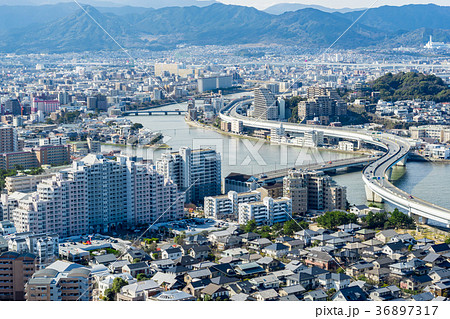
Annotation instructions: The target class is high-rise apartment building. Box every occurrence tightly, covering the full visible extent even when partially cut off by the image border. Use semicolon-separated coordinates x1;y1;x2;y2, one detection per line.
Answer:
204;190;261;220
0;251;37;301
0;126;18;153
298;87;347;124
7;232;59;269
238;197;292;226
157;147;221;204
25;260;91;301
197;76;232;93
31;98;60;114
283;170;347;214
12;155;185;236
253;88;278;120
5;99;22;116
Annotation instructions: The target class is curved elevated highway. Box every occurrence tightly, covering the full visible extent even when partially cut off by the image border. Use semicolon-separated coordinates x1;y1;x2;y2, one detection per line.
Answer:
219;98;450;227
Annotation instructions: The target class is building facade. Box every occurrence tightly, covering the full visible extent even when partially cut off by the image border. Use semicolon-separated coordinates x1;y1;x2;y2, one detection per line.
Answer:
238;197;292;226
0;251;37;301
253;88;278;120
283;170;346;214
204;190;261;220
12;155;185;236
157;147;221;204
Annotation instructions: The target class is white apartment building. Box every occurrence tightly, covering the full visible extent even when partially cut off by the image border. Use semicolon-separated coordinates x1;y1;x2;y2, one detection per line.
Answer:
8;232;59;268
5;173;55;194
253;88;278;120
156;147;221;204
204;190;261;220
231;120;243;134
11;155;185;237
338;141;355;152
39;136;68;146
1;192;29;221
26;260;91;301
424;144;450;159
410;125;450;143
238;197;292;226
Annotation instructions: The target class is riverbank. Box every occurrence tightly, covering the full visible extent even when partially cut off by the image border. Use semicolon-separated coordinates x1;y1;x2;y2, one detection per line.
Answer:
101;142;170;149
408;153;450;163
185;119;372;157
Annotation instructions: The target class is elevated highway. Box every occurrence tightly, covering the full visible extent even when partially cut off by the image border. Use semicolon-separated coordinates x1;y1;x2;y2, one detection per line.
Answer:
219;98;450;226
260;156;378;182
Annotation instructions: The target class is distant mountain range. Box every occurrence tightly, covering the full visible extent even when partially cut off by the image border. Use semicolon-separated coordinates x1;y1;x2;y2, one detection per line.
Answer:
263;3;366;14
0;3;448;53
0;0;217;8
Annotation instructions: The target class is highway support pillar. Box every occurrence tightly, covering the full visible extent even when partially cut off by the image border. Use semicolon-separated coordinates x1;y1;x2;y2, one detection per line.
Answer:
385;168;393;181
365;185;383;203
395;156;407;166
409;213;428;225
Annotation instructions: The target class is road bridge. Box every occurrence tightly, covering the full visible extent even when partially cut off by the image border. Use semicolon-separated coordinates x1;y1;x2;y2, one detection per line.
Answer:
219;98;450;226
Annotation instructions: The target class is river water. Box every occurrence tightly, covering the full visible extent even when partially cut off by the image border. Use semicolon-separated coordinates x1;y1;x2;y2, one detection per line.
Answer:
102;93;450;211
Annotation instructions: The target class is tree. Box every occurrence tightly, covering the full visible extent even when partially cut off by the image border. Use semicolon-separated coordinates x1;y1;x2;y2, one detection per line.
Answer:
131;123;143;131
174;232;186;245
283;220;301;236
103;288;115;301
362;211;388;229
387;209;415;229
316;211;358;230
272;223;283;232
244;220;257;233
136;273;149;281
112;277;128;294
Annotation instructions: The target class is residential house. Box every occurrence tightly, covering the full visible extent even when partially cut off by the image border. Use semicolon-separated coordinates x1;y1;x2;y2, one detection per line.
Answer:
284;239;305;251
151;290;195;301
304;289;327;301
249;274;280;290
318;273;351;290
248;238;272;251
400;274;432;291
382;242;407;255
262;243;289;258
116;280;161;301
286;272;316;290
375;229;399;243
369;285;401;301
256;257;279;272
253;289;279;301
161;247;183;260
430;244;450;255
355;229;376;241
200;283;229;300
235;262;266;278
304;251;337;271
122;262;152;278
278;284;306;299
332;286;368;301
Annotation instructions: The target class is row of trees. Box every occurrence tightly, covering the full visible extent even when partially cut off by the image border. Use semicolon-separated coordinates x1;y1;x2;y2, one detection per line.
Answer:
316;211;358;230
316;209;415;231
242;219;309;239
362;208;415;229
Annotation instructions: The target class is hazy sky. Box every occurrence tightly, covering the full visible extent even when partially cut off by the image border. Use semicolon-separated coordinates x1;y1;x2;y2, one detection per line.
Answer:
221;0;449;9
0;0;447;9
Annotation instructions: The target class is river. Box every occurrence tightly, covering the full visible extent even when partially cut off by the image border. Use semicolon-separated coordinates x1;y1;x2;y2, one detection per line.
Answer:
102;93;450;212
